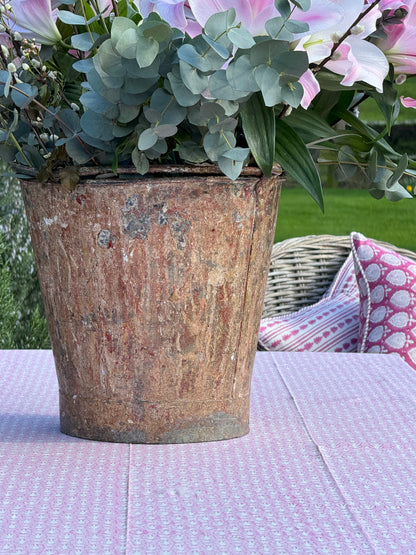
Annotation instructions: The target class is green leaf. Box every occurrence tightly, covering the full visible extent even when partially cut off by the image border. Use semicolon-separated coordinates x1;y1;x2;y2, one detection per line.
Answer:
226;55;259;93
72;59;94;74
204;9;236;40
384;182;412;201
0;144;16;162
138;128;158;150
203;130;236;161
284;109;338;143
221;147;250;162
154;124;177;138
115;27;139;59
179;60;209;95
241;92;275;177
167;68;200;107
111;16;138;43
57;108;81;137
10;83;38;108
178;44;213;72
142;21;172;42
143;107;160;124
227;27;255;49
316;70;373;92
117;104;140;123
209;70;249;101
208;117;237;134
254;65;283;106
135;35;159;68
80;111;115;140
386;153;408;189
150;89;186;125
132;148;150;174
218;155;244;180
369;82;400;134
331;106;399;156
65;137;92;164
368;148;378;182
337;145;358;179
275;0;291;18
250;40;289;67
280;81;304;108
121;57;159;78
274;51;308;77
178;141;208;163
80;90;117;116
57;10;86;25
265;17;294;40
285;19;309;33
291;0;311;11
202;34;231;59
119;90;149;106
275;117;323;211
92;51;124;85
0;70;10;95
71;32;99;52
79;131;114;151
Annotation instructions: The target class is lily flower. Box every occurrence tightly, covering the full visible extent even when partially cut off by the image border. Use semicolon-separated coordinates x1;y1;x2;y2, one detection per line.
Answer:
325;36;389;91
295;0;387;105
8;0;61;45
376;0;416;74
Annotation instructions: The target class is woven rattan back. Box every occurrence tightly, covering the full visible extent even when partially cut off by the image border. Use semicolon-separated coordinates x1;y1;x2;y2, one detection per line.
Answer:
262;234;416;318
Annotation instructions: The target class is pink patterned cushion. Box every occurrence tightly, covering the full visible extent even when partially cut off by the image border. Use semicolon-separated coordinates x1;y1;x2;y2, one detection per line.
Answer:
258;252;360;352
351;232;416;368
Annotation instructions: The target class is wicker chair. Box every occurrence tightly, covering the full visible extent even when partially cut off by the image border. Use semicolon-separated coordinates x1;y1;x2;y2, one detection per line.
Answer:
261;234;416;319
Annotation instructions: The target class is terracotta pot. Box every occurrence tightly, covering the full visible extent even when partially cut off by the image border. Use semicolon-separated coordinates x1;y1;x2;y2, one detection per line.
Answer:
21;165;282;443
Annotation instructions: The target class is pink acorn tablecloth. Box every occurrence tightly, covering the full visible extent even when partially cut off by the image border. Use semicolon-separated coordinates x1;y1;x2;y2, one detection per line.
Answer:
1;349;416;553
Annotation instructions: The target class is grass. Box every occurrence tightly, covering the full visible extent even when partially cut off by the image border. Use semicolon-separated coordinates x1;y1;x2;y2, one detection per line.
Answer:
275;187;416;252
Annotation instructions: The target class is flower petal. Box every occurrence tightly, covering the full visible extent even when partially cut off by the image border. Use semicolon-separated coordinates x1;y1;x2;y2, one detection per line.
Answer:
326;36;389;92
9;0;61;45
401;96;416;108
299;69;320;109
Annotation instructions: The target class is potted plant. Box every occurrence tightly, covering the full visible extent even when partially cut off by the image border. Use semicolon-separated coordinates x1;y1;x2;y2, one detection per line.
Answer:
0;0;414;443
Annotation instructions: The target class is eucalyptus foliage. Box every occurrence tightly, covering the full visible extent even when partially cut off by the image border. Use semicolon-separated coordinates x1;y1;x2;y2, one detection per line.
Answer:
0;0;415;210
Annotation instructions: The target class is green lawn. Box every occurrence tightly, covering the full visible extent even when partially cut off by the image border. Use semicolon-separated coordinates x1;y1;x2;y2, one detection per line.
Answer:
275;187;416;252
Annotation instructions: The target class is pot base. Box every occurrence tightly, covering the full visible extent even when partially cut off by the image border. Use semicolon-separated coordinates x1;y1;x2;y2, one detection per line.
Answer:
59;391;250;443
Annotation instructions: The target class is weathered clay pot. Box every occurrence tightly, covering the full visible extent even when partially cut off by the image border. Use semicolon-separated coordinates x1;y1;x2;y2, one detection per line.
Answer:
21;165;282;443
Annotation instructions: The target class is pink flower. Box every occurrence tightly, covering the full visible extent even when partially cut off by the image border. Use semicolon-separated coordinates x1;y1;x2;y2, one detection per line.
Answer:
401;95;416;108
8;0;61;45
295;0;388;101
325;36;389;92
299;69;320;109
376;0;416;73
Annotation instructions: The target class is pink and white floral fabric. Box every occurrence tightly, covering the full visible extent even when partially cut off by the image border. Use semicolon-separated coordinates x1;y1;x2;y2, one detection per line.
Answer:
258;252;360;352
351;232;416;369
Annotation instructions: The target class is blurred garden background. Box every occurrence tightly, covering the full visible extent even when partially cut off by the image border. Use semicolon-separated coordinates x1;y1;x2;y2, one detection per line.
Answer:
1;79;416;348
